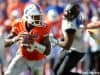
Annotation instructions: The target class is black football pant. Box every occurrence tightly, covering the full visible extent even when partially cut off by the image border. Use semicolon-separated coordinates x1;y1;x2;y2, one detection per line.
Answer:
89;51;100;73
53;51;84;75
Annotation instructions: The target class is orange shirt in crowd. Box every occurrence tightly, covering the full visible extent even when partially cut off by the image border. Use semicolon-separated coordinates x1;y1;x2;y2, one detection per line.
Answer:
7;0;25;16
46;18;62;39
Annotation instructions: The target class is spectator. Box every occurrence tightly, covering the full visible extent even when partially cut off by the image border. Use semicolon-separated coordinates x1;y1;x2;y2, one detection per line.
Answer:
7;0;25;17
45;0;64;15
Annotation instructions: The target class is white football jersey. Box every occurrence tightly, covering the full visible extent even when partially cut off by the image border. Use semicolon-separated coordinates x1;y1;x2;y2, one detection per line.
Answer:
62;19;87;52
88;29;100;51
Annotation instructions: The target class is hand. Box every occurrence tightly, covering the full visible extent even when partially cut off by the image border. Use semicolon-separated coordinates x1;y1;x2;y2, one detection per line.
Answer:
49;33;58;46
12;32;31;42
19;32;34;48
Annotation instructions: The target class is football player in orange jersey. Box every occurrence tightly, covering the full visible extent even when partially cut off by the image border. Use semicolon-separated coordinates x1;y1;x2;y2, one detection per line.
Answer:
4;3;51;75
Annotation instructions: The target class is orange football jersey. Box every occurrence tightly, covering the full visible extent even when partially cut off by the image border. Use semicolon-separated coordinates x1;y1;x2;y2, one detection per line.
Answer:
12;18;51;60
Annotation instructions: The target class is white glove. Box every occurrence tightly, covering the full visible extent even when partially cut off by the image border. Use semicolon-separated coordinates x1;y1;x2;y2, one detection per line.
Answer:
34;42;46;53
49;33;58;46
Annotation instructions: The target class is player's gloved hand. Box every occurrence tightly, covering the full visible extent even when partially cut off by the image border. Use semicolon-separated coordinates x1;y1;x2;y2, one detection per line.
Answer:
19;32;34;48
49;33;58;46
12;32;29;43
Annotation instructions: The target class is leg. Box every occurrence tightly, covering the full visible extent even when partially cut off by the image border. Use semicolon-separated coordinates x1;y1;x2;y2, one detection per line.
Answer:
34;66;44;75
53;50;69;75
57;51;84;75
94;51;100;73
5;54;27;75
0;58;4;75
0;64;4;75
28;59;45;75
34;60;45;75
89;51;95;71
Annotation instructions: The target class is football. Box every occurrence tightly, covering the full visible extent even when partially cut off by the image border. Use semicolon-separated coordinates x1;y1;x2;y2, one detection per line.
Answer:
19;33;34;47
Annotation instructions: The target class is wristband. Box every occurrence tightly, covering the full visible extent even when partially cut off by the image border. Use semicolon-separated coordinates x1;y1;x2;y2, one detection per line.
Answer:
20;43;30;47
20;44;35;52
12;37;17;43
34;42;46;53
49;36;58;46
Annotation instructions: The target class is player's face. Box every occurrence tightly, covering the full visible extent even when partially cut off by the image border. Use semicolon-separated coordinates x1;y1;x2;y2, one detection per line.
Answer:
31;15;41;25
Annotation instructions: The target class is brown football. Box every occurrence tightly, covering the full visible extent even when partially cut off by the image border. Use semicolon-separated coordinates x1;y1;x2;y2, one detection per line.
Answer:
20;34;34;45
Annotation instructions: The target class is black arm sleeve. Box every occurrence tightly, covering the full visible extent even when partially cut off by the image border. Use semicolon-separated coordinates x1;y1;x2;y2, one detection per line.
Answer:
65;29;76;34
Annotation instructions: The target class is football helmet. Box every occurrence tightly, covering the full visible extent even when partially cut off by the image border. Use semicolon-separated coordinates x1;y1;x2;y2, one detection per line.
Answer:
64;3;80;20
23;4;43;26
47;9;59;22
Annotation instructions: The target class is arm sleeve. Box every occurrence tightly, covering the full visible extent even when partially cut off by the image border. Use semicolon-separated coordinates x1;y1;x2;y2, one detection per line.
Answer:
62;19;76;37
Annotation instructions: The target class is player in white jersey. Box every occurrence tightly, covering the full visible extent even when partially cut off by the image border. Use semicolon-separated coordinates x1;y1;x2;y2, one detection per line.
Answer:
85;20;100;73
52;3;87;75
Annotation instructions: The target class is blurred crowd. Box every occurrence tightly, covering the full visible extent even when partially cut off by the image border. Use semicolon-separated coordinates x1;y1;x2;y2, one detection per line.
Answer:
0;0;100;75
0;0;99;28
0;0;100;28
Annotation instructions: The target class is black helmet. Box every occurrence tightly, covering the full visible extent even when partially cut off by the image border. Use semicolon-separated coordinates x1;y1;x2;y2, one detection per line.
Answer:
64;3;80;21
